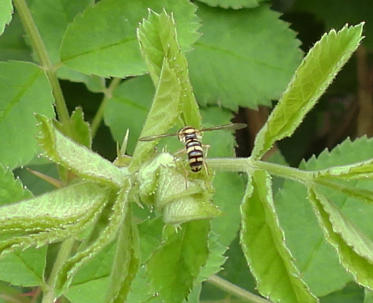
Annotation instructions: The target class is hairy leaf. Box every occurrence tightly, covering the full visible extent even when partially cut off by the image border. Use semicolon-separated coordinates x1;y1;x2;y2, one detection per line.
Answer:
308;189;373;290
240;170;317;303
0;61;54;168
36;115;127;187
0;181;108;232
196;0;264;9
317;158;373;180
137;10;200;127
69;107;92;148
0;247;46;287
130;60;181;170
0;165;32;206
55;107;92;148
0;0;12;35
56;182;131;293
147;221;210;303
60;0;199;77
105;210;139;303
252;23;364;159
188;4;302;110
0;182;110;255
276;137;373;295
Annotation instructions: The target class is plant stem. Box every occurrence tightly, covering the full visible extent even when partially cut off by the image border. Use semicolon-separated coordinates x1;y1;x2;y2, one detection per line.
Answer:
13;0;71;129
41;238;75;303
207;158;313;183
207;275;271;303
91;77;122;137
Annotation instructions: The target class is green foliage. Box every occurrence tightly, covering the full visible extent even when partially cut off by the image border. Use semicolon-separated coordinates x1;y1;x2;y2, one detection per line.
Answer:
137;10;201;127
188;3;302;110
0;165;32;206
196;0;265;9
240;170;317;303
0;1;371;302
308;189;373;290
0;61;55;168
60;0;199;78
36;114;127;187
0;0;13;35
147;221;210;303
252;23;363;159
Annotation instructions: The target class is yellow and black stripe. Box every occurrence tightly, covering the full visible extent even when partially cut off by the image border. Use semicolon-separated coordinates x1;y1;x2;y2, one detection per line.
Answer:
179;126;204;172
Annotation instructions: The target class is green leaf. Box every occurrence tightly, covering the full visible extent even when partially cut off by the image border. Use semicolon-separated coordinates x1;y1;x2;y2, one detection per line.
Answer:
29;0;91;64
317;158;373;180
29;0;103;91
320;283;364;303
0;182;110;255
0;0;13;35
130;60;181;170
276;137;373;296
276;181;352;296
365;288;373;303
66;278;109;303
0;165;32;206
137;10;200;127
0;61;55;168
36;114;127;187
0;181;108;232
65;243;115;303
240;170;317;303
188;3;302;110
308;188;373;290
60;0;199;78
68;107;92;148
104;76;154;154
56;181;131;293
196;0;265;9
105;209;139;303
252;23;364;159
147;221;210;303
0;247;46;287
0;14;31;61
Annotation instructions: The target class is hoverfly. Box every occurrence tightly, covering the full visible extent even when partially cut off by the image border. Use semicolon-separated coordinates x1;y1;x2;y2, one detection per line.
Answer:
139;123;246;172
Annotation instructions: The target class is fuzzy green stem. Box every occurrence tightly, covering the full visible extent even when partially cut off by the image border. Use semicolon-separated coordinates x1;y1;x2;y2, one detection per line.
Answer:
41;238;75;303
13;0;70;128
207;158;313;183
91;78;122;137
207;275;271;303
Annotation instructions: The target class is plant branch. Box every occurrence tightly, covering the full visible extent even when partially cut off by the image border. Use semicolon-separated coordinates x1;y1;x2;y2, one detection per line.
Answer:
13;0;71;129
91;77;122;137
41;238;75;303
207;275;271;303
207;158;313;183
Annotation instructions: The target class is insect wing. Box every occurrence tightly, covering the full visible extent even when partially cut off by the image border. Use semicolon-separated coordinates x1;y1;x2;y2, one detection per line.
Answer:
200;123;247;133
138;132;179;141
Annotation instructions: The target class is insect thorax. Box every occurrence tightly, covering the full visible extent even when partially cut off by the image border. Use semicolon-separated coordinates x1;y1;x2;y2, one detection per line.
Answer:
178;126;202;143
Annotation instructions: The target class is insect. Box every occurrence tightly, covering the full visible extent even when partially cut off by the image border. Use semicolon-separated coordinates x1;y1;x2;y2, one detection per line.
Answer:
139;123;246;172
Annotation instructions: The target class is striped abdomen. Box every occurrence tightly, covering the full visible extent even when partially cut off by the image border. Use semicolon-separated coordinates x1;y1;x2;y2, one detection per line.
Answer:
186;139;203;172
